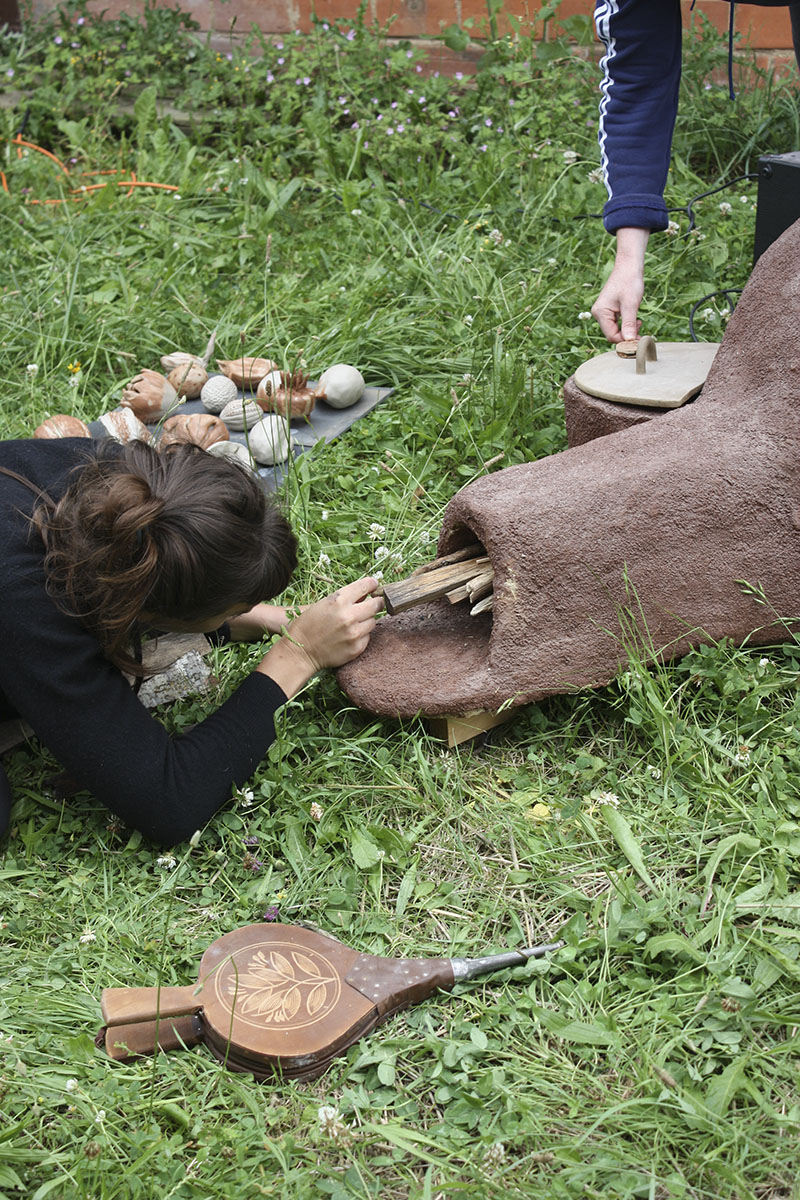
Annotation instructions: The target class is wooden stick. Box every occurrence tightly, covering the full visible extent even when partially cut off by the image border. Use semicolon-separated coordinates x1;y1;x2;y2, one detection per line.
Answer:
470;593;494;616
466;569;494;602
445;583;471;604
382;556;489;614
410;543;484;578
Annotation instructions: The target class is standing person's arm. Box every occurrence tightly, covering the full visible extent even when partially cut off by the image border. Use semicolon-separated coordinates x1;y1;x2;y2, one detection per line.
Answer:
591;0;682;342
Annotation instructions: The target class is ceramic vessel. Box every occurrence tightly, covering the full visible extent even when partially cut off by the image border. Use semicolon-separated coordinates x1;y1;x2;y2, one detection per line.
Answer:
121;369;182;423
207;440;255;472
33;415;91;439
218;357;279;390
160;412;229;450
99;408;153;443
249;415;291;465
219;397;262;432
314;364;364;409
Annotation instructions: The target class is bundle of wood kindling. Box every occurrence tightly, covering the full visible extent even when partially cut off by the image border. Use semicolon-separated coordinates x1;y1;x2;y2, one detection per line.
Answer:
381;544;494;616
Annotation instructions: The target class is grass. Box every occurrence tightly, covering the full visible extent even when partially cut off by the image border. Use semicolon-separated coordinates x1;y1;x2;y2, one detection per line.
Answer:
1;5;800;1199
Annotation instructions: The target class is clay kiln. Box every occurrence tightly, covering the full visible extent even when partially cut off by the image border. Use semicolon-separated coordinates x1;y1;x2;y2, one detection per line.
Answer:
338;218;800;719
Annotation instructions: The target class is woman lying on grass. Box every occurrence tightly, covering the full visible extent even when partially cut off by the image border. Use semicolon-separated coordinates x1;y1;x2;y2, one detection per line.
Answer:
0;437;382;846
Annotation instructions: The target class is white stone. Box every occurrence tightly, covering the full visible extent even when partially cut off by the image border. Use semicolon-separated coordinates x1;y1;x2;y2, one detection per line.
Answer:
201;374;240;414
248;415;291;465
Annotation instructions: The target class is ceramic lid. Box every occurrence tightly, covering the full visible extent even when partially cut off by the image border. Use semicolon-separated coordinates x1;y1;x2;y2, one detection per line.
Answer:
573;337;720;408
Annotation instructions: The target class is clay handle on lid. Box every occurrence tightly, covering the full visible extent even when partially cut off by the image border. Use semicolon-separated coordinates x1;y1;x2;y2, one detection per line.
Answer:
101;984;200;1026
635;336;658;375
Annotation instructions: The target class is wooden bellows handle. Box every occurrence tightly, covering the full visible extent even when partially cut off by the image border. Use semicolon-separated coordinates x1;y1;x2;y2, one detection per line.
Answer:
101;984;200;1026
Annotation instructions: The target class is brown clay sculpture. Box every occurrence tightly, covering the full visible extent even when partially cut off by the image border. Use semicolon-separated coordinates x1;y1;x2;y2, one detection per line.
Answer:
159;412;229;450
121;369;183;423
33;415;91;439
98;409;153;444
217;357;279;391
338;218;800;719
257;369;316;418
98;922;562;1081
166;361;208;400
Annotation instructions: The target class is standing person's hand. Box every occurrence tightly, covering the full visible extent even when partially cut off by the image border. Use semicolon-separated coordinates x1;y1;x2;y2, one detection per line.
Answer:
591;227;650;343
257;577;383;697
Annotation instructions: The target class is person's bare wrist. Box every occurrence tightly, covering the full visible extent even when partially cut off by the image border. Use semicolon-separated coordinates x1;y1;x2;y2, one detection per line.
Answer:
255;631;322;699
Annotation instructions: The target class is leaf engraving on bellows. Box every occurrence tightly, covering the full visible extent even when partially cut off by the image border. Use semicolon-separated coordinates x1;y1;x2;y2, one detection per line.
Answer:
222;948;339;1026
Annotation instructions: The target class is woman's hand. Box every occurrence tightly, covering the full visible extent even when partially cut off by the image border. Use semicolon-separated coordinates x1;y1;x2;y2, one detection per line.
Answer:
591;227;649;343
256;577;383;698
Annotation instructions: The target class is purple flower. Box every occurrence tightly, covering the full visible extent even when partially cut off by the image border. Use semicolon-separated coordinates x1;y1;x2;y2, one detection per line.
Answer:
338;95;347;104
478;144;488;152
397;123;405;132
242;852;263;872
71;41;79;48
406;50;413;58
390;101;398;109
277;56;284;65
351;121;359;129
485;118;492;127
243;835;260;846
387;127;394;135
226;52;233;60
276;40;283;48
346;28;355;40
6;69;13;79
263;905;280;922
54;35;63;44
77;15;84;23
433;70;440;78
322;22;329;30
455;71;463;80
419;95;426;104
266;71;274;83
416;65;422;73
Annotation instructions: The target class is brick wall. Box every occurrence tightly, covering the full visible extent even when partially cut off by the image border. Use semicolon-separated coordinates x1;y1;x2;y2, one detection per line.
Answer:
26;0;798;76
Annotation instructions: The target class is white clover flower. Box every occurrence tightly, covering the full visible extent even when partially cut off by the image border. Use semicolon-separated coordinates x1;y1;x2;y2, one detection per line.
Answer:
489;228;503;244
156;855;177;869
463;314;474;326
587;166;604;184
318;1105;351;1141
483;1141;506;1166
734;745;751;765
578;311;592;321
646;765;662;782
562;149;578;164
95;1110;106;1123
666;220;680;236
719;201;732;215
240;788;254;808
700;308;717;321
350;208;362;216
79;930;96;944
546;257;557;266
368;522;386;539
372;569;384;581
26;363;39;375
759;657;770;667
310;802;323;821
740;195;749;204
65;1078;79;1093
67;374;81;388
321;509;329;520
419;530;431;545
595;790;620;807
318;551;331;567
374;546;390;560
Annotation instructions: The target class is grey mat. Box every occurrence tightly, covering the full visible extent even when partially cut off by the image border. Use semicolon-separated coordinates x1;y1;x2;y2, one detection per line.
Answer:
89;379;393;491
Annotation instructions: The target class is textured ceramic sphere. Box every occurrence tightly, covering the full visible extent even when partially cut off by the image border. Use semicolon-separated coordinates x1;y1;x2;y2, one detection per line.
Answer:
167;361;208;400
201;375;240;414
219;397;262;432
34;414;91;439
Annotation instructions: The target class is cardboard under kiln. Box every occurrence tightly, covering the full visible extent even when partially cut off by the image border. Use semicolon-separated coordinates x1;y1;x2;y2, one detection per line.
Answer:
338;218;800;719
